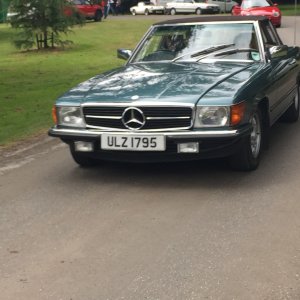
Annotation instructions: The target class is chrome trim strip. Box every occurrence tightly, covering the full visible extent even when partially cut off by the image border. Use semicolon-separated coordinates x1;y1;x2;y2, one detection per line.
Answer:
85;125;192;131
146;116;191;120
49;127;244;138
253;21;266;63
153;20;258;27
81;102;194;108
85;115;122;119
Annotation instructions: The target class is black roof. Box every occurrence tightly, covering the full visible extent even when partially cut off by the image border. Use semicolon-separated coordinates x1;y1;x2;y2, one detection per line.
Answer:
154;16;268;26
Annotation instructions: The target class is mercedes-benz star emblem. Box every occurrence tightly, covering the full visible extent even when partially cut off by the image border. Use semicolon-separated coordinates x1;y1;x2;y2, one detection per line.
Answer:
122;107;146;130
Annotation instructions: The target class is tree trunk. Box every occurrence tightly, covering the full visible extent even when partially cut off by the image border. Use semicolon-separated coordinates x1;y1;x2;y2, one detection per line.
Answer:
36;34;40;50
44;31;48;48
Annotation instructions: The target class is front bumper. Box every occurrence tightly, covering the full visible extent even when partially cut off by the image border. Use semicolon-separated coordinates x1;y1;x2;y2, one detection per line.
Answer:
48;126;251;162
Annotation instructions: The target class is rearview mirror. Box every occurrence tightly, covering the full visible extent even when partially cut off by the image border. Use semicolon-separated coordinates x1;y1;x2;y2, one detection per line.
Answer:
268;45;288;59
117;49;132;60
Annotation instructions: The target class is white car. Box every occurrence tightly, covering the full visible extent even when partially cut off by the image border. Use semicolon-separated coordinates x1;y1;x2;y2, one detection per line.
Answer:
165;0;220;15
206;0;237;13
130;2;165;15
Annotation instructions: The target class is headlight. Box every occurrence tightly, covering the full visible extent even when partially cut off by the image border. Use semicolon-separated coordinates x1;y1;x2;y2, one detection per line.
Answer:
56;106;85;128
194;106;230;128
194;102;245;128
273;11;280;17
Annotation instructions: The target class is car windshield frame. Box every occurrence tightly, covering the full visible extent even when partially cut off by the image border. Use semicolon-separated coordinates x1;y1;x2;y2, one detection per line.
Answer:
129;21;264;64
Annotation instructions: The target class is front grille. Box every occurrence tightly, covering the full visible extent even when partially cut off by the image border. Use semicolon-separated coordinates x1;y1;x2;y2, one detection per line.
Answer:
83;106;193;131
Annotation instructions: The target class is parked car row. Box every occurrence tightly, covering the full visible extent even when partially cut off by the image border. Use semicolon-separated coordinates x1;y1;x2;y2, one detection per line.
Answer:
130;0;232;15
130;0;282;28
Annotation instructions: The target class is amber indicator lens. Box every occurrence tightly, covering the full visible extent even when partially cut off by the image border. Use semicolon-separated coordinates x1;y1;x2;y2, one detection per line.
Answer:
230;102;246;126
52;106;57;124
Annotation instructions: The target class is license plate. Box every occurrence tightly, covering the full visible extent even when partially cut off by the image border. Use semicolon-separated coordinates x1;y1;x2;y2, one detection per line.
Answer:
101;133;166;151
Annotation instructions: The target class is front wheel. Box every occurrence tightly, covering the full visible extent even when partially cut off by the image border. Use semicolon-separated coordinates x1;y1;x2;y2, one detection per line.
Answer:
144;9;149;15
70;147;98;168
94;10;102;22
195;8;202;15
131;9;136;15
229;110;263;171
170;8;176;15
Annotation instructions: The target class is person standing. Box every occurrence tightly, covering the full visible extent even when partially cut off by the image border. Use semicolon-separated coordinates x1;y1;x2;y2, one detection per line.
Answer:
102;0;109;19
108;0;116;15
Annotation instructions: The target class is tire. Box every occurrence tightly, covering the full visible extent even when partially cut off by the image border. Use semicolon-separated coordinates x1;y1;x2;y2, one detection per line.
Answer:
70;147;98;168
94;10;102;22
280;84;299;122
195;8;202;15
144;9;149;15
229;110;263;171
132;9;136;15
170;8;176;15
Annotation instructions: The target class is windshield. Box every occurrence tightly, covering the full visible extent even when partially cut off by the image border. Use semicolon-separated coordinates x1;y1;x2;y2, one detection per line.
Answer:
241;0;273;9
132;23;260;63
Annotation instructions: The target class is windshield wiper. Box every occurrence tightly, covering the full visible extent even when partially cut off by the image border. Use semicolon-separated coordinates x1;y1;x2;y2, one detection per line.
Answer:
172;44;234;62
214;48;259;56
196;48;259;61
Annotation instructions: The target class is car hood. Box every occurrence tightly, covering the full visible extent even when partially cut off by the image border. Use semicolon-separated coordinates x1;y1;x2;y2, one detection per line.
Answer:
241;6;280;15
57;62;263;106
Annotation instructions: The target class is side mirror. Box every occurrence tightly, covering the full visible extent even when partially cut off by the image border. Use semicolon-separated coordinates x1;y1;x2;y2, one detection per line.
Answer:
117;49;132;60
268;45;288;59
273;3;278;6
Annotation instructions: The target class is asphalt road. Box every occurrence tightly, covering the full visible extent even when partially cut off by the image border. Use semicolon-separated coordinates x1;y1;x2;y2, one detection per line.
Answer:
1;16;300;300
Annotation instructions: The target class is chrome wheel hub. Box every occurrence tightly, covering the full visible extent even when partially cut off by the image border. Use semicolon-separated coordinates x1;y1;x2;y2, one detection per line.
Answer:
250;113;261;158
295;86;299;111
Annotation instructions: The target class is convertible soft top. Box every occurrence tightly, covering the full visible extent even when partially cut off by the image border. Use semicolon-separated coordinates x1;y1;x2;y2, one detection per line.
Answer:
154;16;269;26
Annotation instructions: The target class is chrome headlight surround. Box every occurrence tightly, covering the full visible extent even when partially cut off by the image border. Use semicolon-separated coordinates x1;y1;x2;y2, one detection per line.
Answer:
56;106;85;128
194;106;230;128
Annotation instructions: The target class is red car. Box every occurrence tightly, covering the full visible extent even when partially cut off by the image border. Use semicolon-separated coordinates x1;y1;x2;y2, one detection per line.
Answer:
65;0;104;22
232;0;281;27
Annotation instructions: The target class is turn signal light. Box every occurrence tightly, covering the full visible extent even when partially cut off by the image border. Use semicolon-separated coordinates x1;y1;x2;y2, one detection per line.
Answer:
230;102;245;126
52;106;57;124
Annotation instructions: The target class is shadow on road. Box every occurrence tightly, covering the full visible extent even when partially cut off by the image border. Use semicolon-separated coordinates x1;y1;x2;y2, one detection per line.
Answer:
50;119;300;193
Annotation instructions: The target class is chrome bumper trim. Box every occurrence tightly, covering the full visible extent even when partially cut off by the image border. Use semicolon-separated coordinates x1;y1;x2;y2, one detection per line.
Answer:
49;126;250;139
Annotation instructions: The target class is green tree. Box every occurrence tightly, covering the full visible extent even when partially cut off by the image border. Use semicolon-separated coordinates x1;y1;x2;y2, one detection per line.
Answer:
0;0;11;22
9;0;83;49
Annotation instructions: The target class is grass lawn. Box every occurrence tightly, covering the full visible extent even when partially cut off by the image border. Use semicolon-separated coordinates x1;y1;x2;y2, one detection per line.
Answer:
279;4;300;16
0;18;155;146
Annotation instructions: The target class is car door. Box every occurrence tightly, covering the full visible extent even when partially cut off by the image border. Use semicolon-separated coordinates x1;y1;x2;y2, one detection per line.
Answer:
183;0;195;12
83;0;95;17
172;0;183;12
210;0;225;12
261;22;299;123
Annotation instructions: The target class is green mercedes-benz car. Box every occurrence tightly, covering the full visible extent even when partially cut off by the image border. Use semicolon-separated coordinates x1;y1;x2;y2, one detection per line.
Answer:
49;16;300;171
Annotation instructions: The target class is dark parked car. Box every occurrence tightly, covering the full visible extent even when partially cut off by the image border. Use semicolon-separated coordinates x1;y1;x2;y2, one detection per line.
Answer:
49;16;300;171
